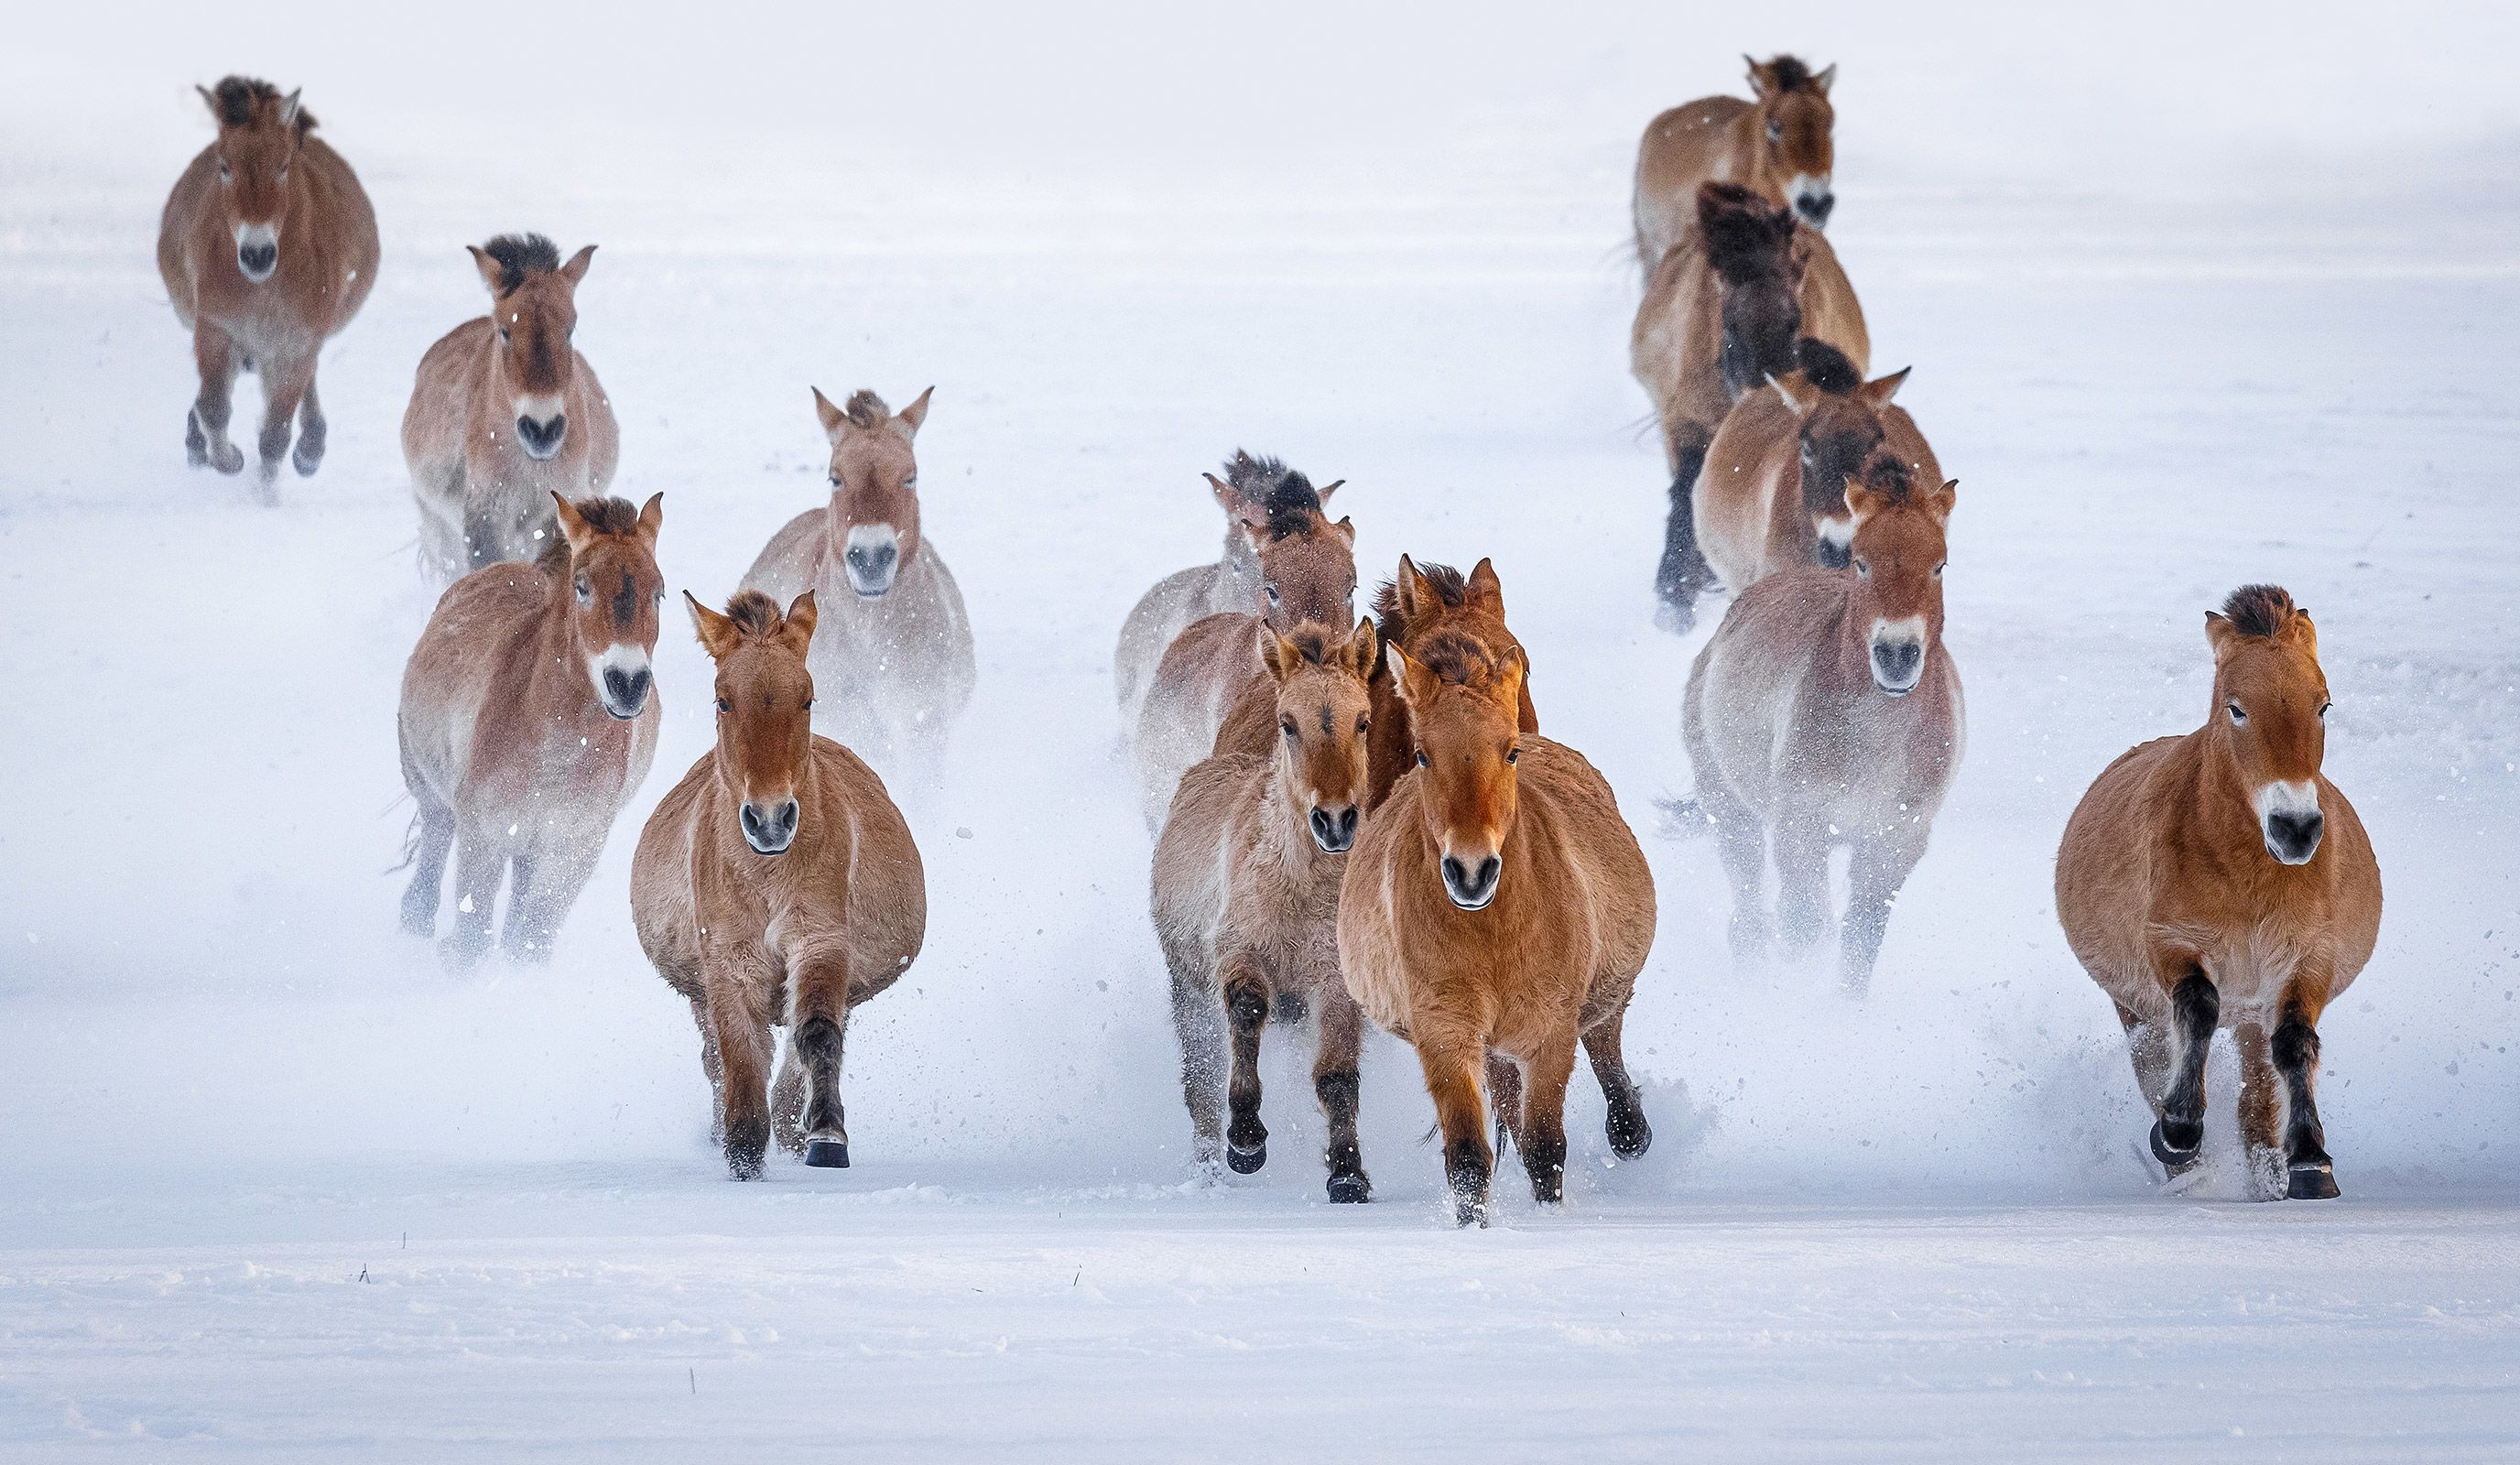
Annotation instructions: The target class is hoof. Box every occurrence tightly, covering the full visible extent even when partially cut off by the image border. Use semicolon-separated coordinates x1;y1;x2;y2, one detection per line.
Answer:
210;440;244;475
1450;1192;1489;1229
438;932;490;972
2286;1163;2340;1200
1653;602;1696;636
1326;1172;1370;1204
1225;1141;1266;1176
293;434;324;477
2150;1116;2201;1167
804;1138;851;1168
1607;1108;1652;1160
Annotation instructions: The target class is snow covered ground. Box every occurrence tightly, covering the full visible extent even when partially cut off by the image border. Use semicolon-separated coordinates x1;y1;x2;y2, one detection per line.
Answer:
4;2;2518;1457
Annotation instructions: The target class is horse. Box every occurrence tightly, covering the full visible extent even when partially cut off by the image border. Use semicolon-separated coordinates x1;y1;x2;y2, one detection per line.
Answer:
1340;630;1657;1226
157;77;378;501
1633;54;1839;269
1682;459;1961;996
1633;183;1868;630
1132;462;1355;830
1113;451;1324;739
2056;586;2381;1200
741;387;975;793
1151;618;1380;1200
403;234;619;577
397;493;664;968
1692;337;1935;599
630;590;929;1180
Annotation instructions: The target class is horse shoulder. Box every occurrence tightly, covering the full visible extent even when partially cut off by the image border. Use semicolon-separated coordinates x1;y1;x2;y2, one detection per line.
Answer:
741;507;829;601
1337;782;1422;1036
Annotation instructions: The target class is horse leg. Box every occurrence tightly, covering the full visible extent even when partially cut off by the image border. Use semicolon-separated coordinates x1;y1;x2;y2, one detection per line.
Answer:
1583;1006;1653;1159
1515;1028;1580;1205
789;951;855;1167
502;847;595;962
188;321;245;474
1313;990;1371;1203
769;1045;808;1157
1487;1053;1526;1164
2149;964;2219;1174
1165;939;1227;1173
1654;424;1715;631
253;351;315;500
399;797;455;937
690;997;726;1145
1413;1024;1493;1227
2235;1019;2286;1199
439;830;501;971
291;374;328;477
2273;990;2339;1199
1220;955;1271;1175
1772;809;1832;958
1841;830;1930;997
706;979;775;1179
1700;780;1770;969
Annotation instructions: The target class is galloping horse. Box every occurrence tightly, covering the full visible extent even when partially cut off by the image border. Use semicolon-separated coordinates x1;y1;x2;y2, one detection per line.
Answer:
1634;54;1839;269
1683;459;1961;995
632;591;929;1179
1133;463;1355;830
1341;631;1656;1226
404;234;618;576
1634;183;1868;629
1693;338;1935;597
157;77;377;500
398;494;664;968
741;387;975;791
1113;451;1294;739
1152;619;1379;1200
2057;587;2381;1200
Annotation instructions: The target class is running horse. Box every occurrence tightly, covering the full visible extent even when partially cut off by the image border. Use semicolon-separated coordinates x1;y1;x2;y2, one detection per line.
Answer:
1633;54;1839;269
1113;450;1287;740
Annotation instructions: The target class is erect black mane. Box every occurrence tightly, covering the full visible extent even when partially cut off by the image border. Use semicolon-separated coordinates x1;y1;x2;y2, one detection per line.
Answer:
1764;55;1818;93
482;233;562;296
2221;584;2299;639
1797;338;1862;396
209;76;315;133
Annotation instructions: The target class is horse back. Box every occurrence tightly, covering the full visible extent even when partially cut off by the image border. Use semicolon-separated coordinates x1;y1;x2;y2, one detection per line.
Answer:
1630;240;1727;441
293;135;380;332
1797;229;1868;374
157;148;221;325
1695;385;1798;591
740;507;831;604
1117;561;1227;718
397;563;549;809
1634;94;1756;266
2053;733;2191;999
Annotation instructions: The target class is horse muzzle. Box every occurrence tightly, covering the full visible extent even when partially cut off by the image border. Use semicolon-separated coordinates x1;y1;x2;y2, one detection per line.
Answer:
1439;852;1502;911
1789;176;1836;230
844;526;901;598
234;223;278;283
515;409;568;461
1309;804;1360;854
2256;781;2324;865
740;798;801;855
1869;618;1927;696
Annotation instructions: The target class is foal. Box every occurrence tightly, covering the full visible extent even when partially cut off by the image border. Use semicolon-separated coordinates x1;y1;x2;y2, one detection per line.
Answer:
157;77;378;499
1682;461;1961;995
398;493;663;967
1693;338;1936;595
1113;451;1316;738
1341;633;1657;1225
404;234;619;576
631;591;929;1179
742;387;975;791
1634;54;1841;268
2057;587;2381;1199
1133;464;1355;830
1152;619;1378;1199
1633;183;1867;629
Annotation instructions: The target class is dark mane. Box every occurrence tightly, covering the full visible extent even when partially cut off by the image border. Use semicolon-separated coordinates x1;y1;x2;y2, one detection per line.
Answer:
1279;623;1344;667
1853;450;1916;503
482;233;562;296
1412;627;1504;689
535;496;645;572
1221;450;1291;502
1797;338;1862;396
843;389;890;430
2220;584;2299;639
723;590;787;639
1763;55;1817;93
1223;451;1325;540
1372;561;1469;648
210;76;315;134
1698;183;1794;284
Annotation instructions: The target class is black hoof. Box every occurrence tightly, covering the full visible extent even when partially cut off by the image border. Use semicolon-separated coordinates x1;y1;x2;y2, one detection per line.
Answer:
212;442;244;475
293;435;324;477
1653;600;1696;635
1450;1192;1489;1228
1326;1172;1370;1204
804;1138;851;1168
1607;1107;1653;1160
2150;1117;2201;1168
1225;1142;1265;1176
2286;1164;2340;1200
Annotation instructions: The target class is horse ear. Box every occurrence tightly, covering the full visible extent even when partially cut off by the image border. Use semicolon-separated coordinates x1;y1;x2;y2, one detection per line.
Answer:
1768;373;1810;417
1466;557;1505;615
1843;481;1885;524
1930;479;1958;521
1314;479;1345;507
2286;611;2319;657
1496;646;1528;711
551;493;595;557
1203;473;1238;515
1744;55;1774;97
781;591;819;655
635;492;665;546
1859;368;1910;408
277;89;303;132
196;84;221;122
1234;505;1269;548
559;244;596;287
466;244;504;296
1345;616;1379;677
1261;627;1299;683
1332;516;1356;547
896;385;934;438
2204;610;2238;661
1811;63;1837;96
687;591;742;660
1387;645;1432;715
1397;554;1435;620
811;387;847;444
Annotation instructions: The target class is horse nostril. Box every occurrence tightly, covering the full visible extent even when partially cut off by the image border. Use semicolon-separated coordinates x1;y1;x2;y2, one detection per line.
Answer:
1441;856;1467;888
238;244;277;276
1473;856;1500;891
1337;808;1359;842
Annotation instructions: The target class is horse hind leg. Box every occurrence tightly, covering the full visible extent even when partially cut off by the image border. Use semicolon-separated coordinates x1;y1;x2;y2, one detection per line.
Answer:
1313;991;1371;1203
2235;1020;2286;1199
398;798;455;938
1219;957;1272;1175
1487;1053;1526;1165
1654;427;1714;632
1699;778;1772;970
1582;1006;1653;1160
2272;995;2339;1199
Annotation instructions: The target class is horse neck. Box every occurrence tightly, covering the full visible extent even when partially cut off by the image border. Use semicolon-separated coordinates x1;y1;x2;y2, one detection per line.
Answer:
526;565;601;722
1727;113;1783;199
1255;749;1326;873
2179;725;2276;866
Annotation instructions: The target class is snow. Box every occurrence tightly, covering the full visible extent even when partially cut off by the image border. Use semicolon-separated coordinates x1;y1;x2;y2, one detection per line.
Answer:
4;2;2519;1458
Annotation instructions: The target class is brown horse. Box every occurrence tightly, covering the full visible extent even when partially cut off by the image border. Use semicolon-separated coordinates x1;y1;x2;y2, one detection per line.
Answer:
1133;463;1355;830
1634;183;1868;630
742;387;974;791
404;234;619;577
1634;54;1839;268
631;590;929;1179
397;493;664;968
1693;337;1936;597
1152;619;1379;1199
1113;451;1301;739
1683;460;1961;995
157;77;378;501
2056;586;2381;1200
1340;631;1657;1226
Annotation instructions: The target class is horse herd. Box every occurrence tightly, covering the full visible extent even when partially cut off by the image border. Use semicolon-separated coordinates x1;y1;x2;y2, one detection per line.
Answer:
155;63;2384;1219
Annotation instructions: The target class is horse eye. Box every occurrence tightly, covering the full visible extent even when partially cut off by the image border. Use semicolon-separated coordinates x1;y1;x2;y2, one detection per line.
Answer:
715;697;732;714
905;475;918;491
277;165;288;182
1767;120;1784;142
1852;557;1871;580
1279;718;1298;740
499;326;512;343
1356;715;1370;735
1415;750;1429;768
2226;701;2247;726
1265;583;1281;604
1933;563;1946;580
218;160;232;182
573;577;592;604
2319;702;2331;721
804;699;816;711
1505;747;1520;765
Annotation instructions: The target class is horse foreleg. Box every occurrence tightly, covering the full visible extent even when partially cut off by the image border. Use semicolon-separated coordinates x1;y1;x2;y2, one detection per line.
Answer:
1700;780;1770;970
2235;1020;2286;1199
1313;991;1370;1203
1842;829;1930;996
439;830;501;971
2150;962;2219;1174
2273;987;2339;1199
1655;424;1716;631
188;321;244;474
253;351;316;500
1414;1026;1493;1227
1582;1005;1652;1159
399;798;454;938
292;374;327;477
789;950;855;1167
1773;810;1832;958
1486;1053;1526;1164
1219;955;1271;1175
690;997;726;1145
1515;1029;1579;1205
501;847;596;963
705;976;775;1179
1165;940;1227;1174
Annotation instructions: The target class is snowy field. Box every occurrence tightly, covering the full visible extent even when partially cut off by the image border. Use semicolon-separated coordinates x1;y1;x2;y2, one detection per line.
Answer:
4;2;2519;1458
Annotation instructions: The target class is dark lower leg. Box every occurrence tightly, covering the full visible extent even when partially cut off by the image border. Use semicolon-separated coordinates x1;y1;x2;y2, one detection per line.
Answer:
1314;995;1369;1202
1168;958;1226;1168
1656;430;1714;619
292;376;326;475
1418;1041;1491;1227
399;807;453;937
1583;1010;1652;1159
2154;969;2219;1163
1517;1034;1578;1204
711;998;771;1180
1222;967;1270;1174
190;325;243;473
2273;1004;2337;1199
